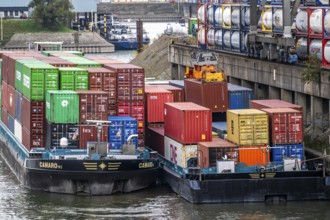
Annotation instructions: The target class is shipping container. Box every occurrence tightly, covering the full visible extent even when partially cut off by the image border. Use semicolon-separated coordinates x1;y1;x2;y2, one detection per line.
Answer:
46;90;79;124
226;109;269;146
46;122;79;148
271;143;305;163
145;87;173;123
21;62;59;101
261;108;303;144
22;127;46;151
228;83;254;109
58;56;101;68
169;80;184;89
239;145;270;166
14;119;22;143
184;79;228;113
1;81;8;110
308;7;324;37
86;68;117;105
77;90;108;123
59;67;89;90
145;125;165;156
43;50;83;57
7;84;15;117
15;90;22;123
164;136;197;168
1;108;8;126
8;113;14;134
198;138;238;168
15;59;42;92
37;56;75;67
108;116;138;150
117;101;145;134
154;84;185;102
22;96;45;134
250;99;303;112
164;102;212;144
78;125;108;149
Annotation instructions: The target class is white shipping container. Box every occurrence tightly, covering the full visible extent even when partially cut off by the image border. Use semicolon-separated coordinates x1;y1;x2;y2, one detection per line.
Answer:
164;136;197;168
216;160;235;173
14;119;22;143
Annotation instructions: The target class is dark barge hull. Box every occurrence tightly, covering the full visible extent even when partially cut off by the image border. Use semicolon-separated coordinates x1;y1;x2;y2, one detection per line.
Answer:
0;122;159;195
161;166;330;204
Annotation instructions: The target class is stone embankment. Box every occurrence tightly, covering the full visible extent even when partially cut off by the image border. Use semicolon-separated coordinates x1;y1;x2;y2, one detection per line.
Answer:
131;35;196;80
4;32;114;53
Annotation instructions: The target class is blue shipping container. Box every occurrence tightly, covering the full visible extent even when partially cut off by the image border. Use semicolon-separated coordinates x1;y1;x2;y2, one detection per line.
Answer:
108;116;138;150
8;113;15;134
228;83;254;109
15;91;22;123
271;143;304;163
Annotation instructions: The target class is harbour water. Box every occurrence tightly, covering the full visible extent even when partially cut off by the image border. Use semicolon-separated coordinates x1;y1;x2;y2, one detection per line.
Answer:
1;22;330;219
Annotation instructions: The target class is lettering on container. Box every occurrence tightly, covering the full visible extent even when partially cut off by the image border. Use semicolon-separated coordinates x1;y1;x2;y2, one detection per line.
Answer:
16;70;21;80
139;162;154;169
231;120;234;135
39;162;62;169
23;75;30;89
150;96;158;100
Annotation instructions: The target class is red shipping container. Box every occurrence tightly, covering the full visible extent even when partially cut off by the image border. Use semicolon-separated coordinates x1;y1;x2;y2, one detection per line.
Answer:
22;127;45;151
7;84;15;117
22;96;46;134
117;101;145;134
250;99;303;112
184;79;228;113
78;125;108;149
261;108;303;144
2;81;8;110
1;108;8;126
131;72;144;101
145;126;165;156
157;84;185;102
108;104;117;116
117;72;131;101
164;102;212;144
77;90;108;123
145;87;173;123
104;63;144;73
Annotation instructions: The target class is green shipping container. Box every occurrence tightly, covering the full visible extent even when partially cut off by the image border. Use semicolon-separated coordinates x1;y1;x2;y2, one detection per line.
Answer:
59;67;89;90
46;90;79;123
15;59;44;93
41;51;84;57
59;56;101;68
22;62;58;101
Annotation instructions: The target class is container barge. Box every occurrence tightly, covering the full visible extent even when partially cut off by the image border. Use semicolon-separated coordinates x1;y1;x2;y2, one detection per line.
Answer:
144;80;330;204
0;47;159;195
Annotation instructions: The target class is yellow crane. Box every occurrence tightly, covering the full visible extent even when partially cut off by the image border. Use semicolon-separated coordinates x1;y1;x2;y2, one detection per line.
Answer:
185;52;226;82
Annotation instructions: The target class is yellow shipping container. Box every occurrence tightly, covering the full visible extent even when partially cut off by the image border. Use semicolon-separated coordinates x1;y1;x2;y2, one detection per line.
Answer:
226;109;269;146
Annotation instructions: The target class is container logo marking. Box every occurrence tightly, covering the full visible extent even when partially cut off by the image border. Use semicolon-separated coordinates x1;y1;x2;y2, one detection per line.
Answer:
61;100;69;107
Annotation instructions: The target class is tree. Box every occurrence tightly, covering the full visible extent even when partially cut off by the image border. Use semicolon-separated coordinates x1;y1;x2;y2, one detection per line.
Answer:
28;0;74;31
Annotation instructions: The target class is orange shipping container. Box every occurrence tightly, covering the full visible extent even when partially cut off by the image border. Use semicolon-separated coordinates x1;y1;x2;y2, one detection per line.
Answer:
238;145;270;166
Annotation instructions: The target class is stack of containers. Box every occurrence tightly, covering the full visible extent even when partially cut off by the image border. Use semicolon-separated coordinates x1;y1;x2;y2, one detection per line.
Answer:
226;109;270;166
250;99;304;164
108;116;138;150
104;63;145;147
45;90;80;149
77;90;109;149
58;67;89;90
86;67;117;116
184;78;228;113
164;102;212;168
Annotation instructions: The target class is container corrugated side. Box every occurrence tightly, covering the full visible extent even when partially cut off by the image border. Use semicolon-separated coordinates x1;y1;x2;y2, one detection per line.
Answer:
1;81;8;110
108;116;138;150
7;84;15;117
155;84;185;102
79;125;108;149
117;101;145;134
226;109;269;146
198;139;238;168
239;145;270;166
1;108;8;126
46;90;79;123
15;90;22;124
164;102;212;144
59;56;101;68
145;87;173;123
14;119;22;143
22;127;45;151
164;136;197;168
59;67;89;90
261;108;303;144
228;83;254;109
271;143;304;163
22;96;45;134
8;113;14;134
184;79;228;112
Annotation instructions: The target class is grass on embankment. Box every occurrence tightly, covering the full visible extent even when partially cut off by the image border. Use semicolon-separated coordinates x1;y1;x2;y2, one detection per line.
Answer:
0;19;72;47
